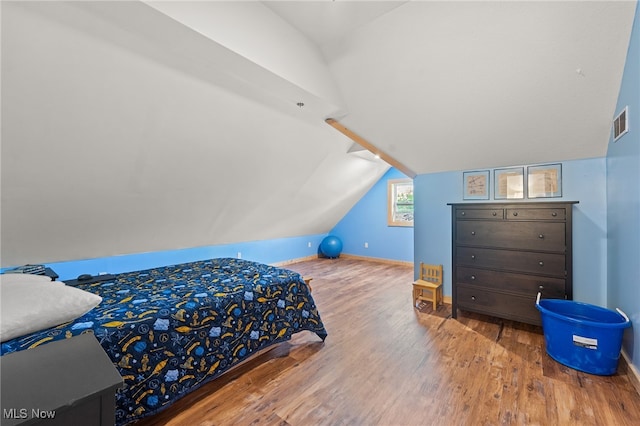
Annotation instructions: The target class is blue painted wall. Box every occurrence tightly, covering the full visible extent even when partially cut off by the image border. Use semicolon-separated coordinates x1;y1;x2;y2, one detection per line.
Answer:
330;168;414;263
414;158;608;305
607;1;639;372
3;234;327;281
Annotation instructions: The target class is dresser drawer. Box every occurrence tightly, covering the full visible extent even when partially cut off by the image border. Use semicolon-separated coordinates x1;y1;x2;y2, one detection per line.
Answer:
456;285;542;324
457;247;566;277
505;208;566;221
457;221;565;251
456;208;504;220
456;267;566;298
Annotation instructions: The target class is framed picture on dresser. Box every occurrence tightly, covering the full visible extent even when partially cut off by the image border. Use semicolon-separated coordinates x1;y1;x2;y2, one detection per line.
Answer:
527;163;562;198
494;167;524;200
463;170;490;200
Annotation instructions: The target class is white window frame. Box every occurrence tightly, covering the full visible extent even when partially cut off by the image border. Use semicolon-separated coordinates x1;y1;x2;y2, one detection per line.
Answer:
388;178;414;227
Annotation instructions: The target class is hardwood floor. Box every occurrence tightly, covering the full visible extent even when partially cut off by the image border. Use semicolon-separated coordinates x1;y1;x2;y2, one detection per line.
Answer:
137;258;640;425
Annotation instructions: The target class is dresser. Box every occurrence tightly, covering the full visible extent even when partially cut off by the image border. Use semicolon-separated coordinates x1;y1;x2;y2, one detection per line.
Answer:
449;201;578;325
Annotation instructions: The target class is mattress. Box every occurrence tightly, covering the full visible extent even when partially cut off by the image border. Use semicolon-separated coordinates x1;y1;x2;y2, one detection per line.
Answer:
1;257;327;424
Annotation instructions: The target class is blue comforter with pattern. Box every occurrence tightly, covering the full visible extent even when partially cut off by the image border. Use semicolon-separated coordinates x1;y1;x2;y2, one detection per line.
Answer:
1;258;327;425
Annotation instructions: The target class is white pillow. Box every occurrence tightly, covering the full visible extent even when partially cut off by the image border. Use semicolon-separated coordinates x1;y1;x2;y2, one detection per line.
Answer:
0;273;54;284
0;274;102;342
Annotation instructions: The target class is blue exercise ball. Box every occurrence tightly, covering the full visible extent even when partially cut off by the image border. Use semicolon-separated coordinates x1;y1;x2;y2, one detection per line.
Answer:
320;236;343;258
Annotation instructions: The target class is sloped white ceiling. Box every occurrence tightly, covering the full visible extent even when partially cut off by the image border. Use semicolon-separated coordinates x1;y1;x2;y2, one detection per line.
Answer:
270;0;636;174
0;1;388;266
1;1;636;266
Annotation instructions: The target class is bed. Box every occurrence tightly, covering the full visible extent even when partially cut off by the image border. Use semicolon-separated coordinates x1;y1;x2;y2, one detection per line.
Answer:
0;257;327;425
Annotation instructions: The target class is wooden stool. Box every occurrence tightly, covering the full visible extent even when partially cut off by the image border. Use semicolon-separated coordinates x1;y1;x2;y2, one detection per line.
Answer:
303;276;313;292
412;263;443;310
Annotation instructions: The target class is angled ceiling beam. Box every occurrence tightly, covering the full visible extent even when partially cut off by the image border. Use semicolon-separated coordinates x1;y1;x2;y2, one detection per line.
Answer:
325;118;417;178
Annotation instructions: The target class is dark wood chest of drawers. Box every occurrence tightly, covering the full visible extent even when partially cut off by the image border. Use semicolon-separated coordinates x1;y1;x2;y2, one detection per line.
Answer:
449;201;578;325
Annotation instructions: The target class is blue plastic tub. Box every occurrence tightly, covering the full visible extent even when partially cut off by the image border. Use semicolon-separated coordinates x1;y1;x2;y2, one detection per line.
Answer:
535;294;630;375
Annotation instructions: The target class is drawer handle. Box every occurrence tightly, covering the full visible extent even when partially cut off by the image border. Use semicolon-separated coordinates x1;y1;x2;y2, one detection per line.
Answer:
552;212;557;217
513;212;518;217
539;285;544;290
492;211;497;216
471;231;476;236
471;275;476;280
471;296;476;301
539;261;544;266
471;255;476;260
538;234;544;239
461;211;466;216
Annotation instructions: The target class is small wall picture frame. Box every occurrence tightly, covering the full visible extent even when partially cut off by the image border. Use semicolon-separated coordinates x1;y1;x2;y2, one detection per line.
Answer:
494;167;524;199
463;170;490;200
527;163;562;198
613;106;629;142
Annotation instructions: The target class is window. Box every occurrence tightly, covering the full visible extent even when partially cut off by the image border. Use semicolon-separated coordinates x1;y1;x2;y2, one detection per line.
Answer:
388;178;414;227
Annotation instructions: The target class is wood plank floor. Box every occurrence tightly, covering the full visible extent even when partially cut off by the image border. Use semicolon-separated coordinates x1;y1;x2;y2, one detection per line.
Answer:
137;258;640;425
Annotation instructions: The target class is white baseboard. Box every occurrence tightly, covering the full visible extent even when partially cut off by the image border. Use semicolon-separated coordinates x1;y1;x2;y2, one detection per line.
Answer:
621;349;640;396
